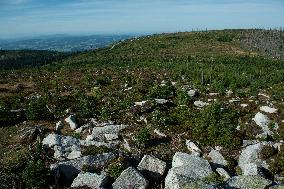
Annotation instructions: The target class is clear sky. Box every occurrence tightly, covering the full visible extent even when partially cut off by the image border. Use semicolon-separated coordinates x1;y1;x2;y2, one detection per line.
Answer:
0;0;284;38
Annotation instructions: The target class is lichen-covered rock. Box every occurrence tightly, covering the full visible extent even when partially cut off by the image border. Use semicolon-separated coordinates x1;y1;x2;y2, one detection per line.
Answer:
165;152;213;189
208;149;228;166
225;175;272;189
19;125;42;143
252;112;272;136
137;155;167;180
71;172;108;189
50;153;116;184
112;167;148;189
87;124;128;141
42;133;81;160
238;142;269;174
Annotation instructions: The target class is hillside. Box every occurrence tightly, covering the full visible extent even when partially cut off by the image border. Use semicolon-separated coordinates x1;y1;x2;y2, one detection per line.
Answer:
0;29;284;189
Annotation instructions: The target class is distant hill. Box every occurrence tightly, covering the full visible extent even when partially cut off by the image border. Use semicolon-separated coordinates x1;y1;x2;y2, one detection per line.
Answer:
0;34;133;52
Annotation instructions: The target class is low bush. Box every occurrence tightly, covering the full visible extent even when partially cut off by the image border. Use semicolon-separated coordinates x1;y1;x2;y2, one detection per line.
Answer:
82;146;112;156
192;103;241;150
135;127;151;146
26;97;52;120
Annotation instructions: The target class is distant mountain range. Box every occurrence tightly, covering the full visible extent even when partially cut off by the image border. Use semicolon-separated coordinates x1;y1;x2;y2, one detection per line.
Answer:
0;34;134;52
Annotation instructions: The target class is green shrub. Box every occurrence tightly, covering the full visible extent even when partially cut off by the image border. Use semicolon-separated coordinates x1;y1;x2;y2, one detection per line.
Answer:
148;84;175;99
76;95;97;118
22;159;50;188
176;89;192;105
81;146;112;156
192;103;241;150
26;97;52;120
268;146;284;177
135;127;151;146
106;158;127;179
260;145;276;160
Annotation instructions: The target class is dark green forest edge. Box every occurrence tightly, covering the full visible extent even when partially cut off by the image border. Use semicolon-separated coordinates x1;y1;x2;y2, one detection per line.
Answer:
0;29;284;188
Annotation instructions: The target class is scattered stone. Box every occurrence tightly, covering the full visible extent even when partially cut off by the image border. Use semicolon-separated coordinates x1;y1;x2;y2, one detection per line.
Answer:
252;112;272;136
19;125;43;143
226;90;233;97
194;100;209;108
112;167;148;189
238;142;269;174
55;121;64;133
209;93;219;96
242;140;259;148
154;129;167;137
134;101;148;106
137;155;167;180
225;175;272;189
188;89;199;97
50;153;116;183
241;104;249;108
75;123;92;134
208;149;228;166
165;152;213;189
185;140;201;155
71;172;108;189
80;140;115;148
260;106;278;114
65;114;78;130
216;168;231;181
42;133;81;160
155;99;168;104
87;124;128;141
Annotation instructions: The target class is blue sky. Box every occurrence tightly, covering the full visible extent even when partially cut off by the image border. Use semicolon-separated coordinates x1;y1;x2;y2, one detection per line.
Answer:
0;0;284;38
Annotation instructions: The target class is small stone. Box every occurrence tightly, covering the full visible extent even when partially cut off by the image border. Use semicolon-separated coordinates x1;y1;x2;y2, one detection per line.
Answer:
137;155;167;179
65;114;78;130
260;106;278;114
55;121;64;133
134;101;148;106
208;149;227;166
252;112;272;136
188;89;199;97
155;99;168;104
112;167;148;189
154;129;167;137
194;100;209;108
185;140;201;155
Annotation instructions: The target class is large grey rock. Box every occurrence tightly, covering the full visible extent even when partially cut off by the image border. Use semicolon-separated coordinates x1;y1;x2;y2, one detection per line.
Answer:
87;124;128;141
50;153;116;183
225;175;272;189
137;155;167;179
42;133;81;160
71;172;108;189
112;167;148;189
252;112;272;136
19;125;43;143
65;114;78;130
238;142;268;175
242;163;263;176
208;149;227;166
165;152;213;189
